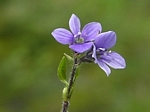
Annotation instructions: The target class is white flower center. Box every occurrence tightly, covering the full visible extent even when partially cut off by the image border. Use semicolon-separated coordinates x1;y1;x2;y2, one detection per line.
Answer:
96;48;111;58
75;37;84;43
74;32;84;43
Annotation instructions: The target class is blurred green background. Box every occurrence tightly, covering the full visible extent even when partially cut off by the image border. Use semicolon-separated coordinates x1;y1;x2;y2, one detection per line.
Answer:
0;0;150;112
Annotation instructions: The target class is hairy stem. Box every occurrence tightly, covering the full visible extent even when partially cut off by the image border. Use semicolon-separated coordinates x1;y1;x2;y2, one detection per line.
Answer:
61;55;78;112
61;101;69;112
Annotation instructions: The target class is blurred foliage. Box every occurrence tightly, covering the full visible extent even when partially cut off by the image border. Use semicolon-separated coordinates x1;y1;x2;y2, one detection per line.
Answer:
0;0;150;112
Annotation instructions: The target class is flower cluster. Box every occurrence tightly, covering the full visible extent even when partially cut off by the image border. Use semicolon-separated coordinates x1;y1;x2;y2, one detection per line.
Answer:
51;14;126;76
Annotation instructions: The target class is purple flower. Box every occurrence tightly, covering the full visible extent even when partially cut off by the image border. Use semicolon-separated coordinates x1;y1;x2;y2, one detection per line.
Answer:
51;14;102;53
92;31;126;76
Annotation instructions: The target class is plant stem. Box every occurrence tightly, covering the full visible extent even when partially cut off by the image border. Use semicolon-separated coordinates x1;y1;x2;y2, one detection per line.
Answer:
61;55;78;112
61;101;69;112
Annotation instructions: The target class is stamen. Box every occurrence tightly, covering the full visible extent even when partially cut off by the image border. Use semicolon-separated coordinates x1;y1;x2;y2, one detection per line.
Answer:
74;32;85;43
74;32;81;38
96;48;108;58
98;48;106;52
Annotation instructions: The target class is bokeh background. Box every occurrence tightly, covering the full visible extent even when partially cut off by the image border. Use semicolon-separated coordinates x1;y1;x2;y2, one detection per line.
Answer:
0;0;150;112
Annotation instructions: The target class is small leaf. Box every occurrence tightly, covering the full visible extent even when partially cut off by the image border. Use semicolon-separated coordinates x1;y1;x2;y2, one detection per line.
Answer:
64;53;73;63
58;56;68;85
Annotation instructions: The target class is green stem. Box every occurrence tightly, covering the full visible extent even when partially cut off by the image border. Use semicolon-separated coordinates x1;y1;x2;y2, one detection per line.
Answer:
61;54;78;112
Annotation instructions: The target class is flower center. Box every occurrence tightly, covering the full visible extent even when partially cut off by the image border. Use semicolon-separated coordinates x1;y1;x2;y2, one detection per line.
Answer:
74;32;84;44
75;36;84;43
96;48;108;58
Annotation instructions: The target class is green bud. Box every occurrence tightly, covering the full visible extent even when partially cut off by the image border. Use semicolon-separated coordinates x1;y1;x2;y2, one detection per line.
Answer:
62;87;68;101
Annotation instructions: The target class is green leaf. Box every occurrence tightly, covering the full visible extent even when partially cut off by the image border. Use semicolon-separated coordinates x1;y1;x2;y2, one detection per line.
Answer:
64;53;73;63
57;56;68;85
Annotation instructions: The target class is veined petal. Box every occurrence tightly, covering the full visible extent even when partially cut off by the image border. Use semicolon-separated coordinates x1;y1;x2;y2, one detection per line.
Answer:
94;31;116;49
102;52;126;69
97;60;111;76
69;42;93;53
81;22;102;41
92;44;98;63
69;14;81;35
51;28;73;44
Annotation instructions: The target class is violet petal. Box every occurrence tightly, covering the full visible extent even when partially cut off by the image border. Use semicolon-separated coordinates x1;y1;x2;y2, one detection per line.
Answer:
69;14;81;35
81;22;102;41
92;44;98;63
94;31;116;49
69;42;93;53
97;60;111;76
102;52;126;69
51;28;73;44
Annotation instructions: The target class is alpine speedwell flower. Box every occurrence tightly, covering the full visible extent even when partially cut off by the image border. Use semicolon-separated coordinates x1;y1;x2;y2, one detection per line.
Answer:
92;31;126;76
51;14;102;53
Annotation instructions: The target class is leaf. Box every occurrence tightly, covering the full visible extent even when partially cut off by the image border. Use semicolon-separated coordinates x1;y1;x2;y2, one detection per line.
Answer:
57;56;68;85
64;53;73;63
